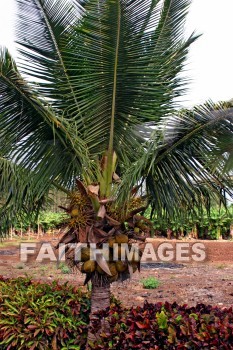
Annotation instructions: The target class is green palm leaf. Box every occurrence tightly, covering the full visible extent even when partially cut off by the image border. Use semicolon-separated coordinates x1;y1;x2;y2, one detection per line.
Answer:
0;48;95;199
0;0;232;232
63;0;197;158
119;102;233;215
0;156;45;231
16;0;85;115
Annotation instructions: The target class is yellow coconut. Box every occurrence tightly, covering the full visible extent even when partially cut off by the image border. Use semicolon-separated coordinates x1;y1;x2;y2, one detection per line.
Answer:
115;260;128;273
116;245;127;259
108;237;116;248
81;260;96;273
81;247;91;262
71;208;79;217
115;234;129;244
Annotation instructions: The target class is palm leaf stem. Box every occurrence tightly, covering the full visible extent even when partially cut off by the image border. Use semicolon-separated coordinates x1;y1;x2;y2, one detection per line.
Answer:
106;0;121;197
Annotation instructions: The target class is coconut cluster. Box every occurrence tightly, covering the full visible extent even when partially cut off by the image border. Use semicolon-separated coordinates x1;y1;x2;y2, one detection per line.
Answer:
79;234;141;283
57;179;152;284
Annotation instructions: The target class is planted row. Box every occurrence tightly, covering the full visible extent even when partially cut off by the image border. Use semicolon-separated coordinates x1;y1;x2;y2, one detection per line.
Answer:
0;277;233;349
148;205;233;240
91;301;233;349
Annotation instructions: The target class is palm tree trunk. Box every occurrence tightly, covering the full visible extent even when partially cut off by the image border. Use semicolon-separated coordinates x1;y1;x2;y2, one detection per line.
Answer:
87;273;110;348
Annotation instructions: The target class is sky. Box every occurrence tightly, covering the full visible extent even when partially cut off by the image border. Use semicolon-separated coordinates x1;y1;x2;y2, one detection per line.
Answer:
0;0;233;107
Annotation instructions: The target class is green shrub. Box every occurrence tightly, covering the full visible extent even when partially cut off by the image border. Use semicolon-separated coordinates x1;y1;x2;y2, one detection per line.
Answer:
141;276;160;289
39;211;68;232
0;276;90;350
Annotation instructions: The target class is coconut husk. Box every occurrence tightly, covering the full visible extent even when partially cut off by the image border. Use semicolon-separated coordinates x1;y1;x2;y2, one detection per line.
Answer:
76;179;88;197
79;227;88;243
108;262;117;276
97;205;106;219
96;254;112;276
55;230;77;248
83;273;93;285
105;214;121;226
87;184;100;196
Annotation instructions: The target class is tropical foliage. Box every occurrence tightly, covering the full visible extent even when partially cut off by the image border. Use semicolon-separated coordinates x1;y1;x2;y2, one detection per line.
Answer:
92;301;233;349
0;0;232;225
1;276;232;349
148;205;233;240
0;0;233;341
11;211;67;234
0;277;90;349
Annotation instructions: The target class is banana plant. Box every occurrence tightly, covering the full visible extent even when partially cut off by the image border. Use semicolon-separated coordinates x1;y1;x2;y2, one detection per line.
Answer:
148;205;233;239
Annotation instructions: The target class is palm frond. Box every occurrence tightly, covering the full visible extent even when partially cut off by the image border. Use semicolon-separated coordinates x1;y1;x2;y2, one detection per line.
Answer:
1;0;231;230
16;0;85;115
0;156;47;232
63;0;197;160
0;48;95;195
119;102;233;216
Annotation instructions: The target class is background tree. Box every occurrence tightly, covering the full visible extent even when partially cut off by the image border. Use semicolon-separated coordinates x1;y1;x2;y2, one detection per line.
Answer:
0;0;232;345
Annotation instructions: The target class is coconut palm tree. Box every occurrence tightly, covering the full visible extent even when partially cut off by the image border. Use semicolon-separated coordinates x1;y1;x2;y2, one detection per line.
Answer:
0;0;232;345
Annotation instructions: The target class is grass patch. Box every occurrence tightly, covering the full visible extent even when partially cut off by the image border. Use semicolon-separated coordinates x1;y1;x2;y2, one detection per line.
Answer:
141;276;160;289
58;262;72;274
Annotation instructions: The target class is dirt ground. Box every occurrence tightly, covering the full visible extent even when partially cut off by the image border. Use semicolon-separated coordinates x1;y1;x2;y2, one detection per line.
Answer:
0;237;232;309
